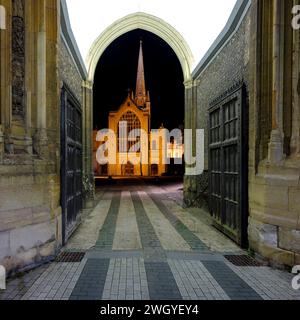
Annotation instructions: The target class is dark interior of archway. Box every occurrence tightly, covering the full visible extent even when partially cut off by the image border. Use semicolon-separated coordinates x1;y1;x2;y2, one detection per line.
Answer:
93;29;184;131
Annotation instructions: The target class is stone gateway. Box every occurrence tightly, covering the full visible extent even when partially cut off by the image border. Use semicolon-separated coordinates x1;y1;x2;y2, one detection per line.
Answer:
0;0;299;278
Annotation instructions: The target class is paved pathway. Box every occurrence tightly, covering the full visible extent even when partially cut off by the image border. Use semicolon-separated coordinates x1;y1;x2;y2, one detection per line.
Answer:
1;180;299;300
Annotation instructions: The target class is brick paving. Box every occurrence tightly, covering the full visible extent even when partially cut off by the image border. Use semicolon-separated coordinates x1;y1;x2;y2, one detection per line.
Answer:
70;259;109;300
202;261;262;300
169;260;229;300
102;258;149;300
149;192;209;251
1;180;300;301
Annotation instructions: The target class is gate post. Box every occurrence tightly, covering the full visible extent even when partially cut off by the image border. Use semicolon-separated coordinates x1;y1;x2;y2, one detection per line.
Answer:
83;80;95;208
183;79;200;206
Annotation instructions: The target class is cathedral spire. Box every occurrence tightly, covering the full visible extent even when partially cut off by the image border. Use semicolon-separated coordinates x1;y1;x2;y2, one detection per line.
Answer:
135;40;147;108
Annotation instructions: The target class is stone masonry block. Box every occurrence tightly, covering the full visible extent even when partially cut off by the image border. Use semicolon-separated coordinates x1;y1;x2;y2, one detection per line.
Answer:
279;228;300;254
10;221;55;254
248;217;278;249
0;231;10;261
289;187;300;214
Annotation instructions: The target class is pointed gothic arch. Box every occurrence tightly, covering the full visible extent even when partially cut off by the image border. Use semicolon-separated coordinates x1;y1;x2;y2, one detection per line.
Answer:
86;12;194;83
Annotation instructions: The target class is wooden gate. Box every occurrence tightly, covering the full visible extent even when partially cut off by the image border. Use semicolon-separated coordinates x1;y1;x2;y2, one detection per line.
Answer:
208;83;248;247
61;85;83;245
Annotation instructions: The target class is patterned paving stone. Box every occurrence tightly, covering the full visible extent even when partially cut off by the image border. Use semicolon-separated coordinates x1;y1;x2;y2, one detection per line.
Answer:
139;191;190;251
202;261;262;300
1;182;299;301
102;258;149;300
65;194;112;251
131;191;166;261
95;191;121;249
131;191;182;299
0;263;50;300
113;191;142;251
225;263;300;301
145;262;182;300
0;261;87;301
169;260;230;300
148;192;209;251
70;259;110;300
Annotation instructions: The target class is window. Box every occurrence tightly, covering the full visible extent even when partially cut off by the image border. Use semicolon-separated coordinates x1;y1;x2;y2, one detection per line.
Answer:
118;111;141;152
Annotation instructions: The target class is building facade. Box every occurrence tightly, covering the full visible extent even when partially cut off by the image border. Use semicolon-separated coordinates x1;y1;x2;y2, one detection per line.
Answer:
93;41;168;177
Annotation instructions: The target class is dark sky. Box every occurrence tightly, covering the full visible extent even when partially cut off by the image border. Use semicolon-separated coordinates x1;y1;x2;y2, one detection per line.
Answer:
93;29;184;130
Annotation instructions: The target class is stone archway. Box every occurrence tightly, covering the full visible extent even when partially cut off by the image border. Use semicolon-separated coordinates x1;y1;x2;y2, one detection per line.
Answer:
83;12;194;202
86;12;194;83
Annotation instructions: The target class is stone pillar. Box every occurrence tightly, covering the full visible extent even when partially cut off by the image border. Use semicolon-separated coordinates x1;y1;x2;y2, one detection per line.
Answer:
291;0;300;156
0;0;12;155
183;79;198;205
23;1;33;154
33;0;48;157
268;0;285;164
184;79;197;171
83;80;94;208
0;0;6;161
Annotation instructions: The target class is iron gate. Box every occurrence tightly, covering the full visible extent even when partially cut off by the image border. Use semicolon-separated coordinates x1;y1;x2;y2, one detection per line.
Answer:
208;83;248;247
61;85;83;245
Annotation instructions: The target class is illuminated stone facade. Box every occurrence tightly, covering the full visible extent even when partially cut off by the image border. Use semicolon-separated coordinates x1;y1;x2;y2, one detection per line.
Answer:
94;42;168;177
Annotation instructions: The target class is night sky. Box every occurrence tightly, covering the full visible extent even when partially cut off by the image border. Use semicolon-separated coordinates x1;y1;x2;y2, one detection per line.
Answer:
93;29;184;131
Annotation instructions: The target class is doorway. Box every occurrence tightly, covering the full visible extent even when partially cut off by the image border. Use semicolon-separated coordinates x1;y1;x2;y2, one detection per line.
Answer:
61;85;83;245
208;83;248;247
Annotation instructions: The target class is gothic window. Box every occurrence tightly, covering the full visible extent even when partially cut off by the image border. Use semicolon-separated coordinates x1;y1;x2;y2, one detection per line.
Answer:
118;111;141;152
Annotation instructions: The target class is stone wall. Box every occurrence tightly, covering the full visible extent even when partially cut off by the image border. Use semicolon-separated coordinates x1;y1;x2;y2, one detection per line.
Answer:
57;30;86;239
59;0;94;208
196;15;250;165
185;0;300;268
0;0;62;275
58;38;83;103
184;5;251;207
247;0;300;268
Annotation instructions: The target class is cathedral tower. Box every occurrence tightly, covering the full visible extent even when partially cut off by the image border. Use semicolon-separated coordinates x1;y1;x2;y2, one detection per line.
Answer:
135;41;151;112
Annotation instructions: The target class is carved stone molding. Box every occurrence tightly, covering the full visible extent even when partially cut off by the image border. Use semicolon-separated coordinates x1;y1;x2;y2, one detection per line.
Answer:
33;128;48;158
12;0;25;120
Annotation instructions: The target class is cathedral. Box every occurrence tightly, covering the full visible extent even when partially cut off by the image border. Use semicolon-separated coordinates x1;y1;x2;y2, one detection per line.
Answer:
93;41;177;177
